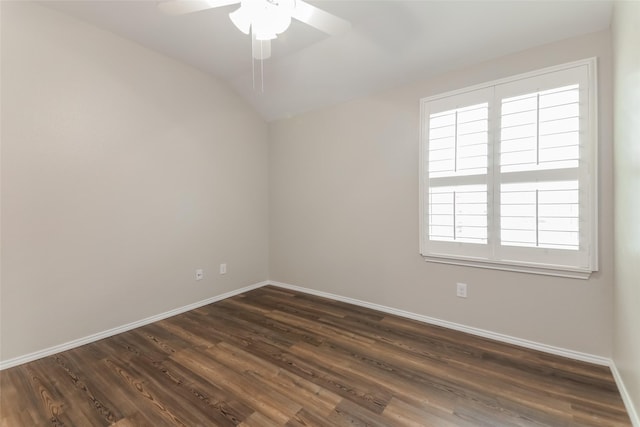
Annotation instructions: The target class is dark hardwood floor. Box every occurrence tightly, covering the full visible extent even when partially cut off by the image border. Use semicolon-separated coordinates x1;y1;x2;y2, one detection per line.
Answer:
0;285;631;426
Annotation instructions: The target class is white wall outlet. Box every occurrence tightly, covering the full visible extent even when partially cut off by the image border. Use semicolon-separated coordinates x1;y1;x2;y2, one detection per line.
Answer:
195;269;204;281
456;282;468;298
219;263;227;275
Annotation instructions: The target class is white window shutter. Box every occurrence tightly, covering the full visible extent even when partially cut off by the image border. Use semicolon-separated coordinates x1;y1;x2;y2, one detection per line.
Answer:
420;58;597;278
421;88;492;260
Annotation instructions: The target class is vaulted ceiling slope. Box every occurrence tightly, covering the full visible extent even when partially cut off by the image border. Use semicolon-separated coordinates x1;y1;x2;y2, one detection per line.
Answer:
42;0;612;121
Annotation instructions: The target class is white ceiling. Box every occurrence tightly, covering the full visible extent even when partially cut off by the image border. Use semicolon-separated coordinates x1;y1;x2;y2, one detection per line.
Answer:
42;0;612;121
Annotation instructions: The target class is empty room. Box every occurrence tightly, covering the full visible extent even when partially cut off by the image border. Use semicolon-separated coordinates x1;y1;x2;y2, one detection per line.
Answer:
1;0;638;425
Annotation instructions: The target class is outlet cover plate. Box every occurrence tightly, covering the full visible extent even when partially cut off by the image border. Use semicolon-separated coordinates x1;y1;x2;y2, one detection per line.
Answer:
456;282;467;298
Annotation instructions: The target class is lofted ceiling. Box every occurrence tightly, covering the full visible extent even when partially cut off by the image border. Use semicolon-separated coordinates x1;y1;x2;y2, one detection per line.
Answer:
41;0;612;121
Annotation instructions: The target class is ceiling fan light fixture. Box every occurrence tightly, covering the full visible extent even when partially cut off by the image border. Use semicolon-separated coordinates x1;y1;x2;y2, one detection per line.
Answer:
268;9;292;34
159;0;352;90
229;6;251;34
229;0;295;40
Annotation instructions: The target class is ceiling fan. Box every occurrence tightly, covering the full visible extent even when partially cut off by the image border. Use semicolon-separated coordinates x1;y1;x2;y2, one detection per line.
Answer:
158;0;352;60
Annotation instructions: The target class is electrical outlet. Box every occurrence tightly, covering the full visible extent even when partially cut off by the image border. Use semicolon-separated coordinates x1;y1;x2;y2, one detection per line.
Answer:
219;263;227;275
456;282;467;298
195;269;204;281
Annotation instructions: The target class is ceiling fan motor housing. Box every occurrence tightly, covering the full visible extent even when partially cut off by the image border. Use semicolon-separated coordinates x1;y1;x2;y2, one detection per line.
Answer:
231;0;295;40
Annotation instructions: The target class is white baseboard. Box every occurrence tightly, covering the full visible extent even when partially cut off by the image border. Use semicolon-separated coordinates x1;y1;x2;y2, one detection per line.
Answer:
267;280;611;366
610;362;640;427
0;281;268;371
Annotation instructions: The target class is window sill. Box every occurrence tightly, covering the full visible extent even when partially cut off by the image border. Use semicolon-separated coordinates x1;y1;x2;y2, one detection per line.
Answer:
422;255;593;280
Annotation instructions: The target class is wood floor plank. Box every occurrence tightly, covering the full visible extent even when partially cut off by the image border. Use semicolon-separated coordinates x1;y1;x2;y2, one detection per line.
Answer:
383;397;476;427
172;347;300;424
286;407;336;427
154;357;254;426
238;411;281;427
0;285;631;426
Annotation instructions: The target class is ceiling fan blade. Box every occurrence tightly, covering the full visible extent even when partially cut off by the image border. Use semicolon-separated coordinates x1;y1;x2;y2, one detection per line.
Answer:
252;36;272;60
158;0;240;16
291;0;351;36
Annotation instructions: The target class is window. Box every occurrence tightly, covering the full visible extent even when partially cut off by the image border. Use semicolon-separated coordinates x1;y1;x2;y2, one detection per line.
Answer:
420;59;597;279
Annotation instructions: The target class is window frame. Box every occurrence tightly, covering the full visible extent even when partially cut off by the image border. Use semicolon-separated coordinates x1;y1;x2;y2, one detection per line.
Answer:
419;58;598;279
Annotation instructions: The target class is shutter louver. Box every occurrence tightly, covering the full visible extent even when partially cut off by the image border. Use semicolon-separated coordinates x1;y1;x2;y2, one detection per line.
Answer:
429;103;488;178
499;84;582;252
429;185;488;244
428;102;488;245
500;181;579;250
500;85;580;173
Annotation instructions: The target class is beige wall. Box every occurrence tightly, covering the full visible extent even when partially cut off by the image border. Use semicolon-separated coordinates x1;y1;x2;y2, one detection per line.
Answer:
0;2;269;361
0;1;623;369
270;30;614;357
612;0;640;417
